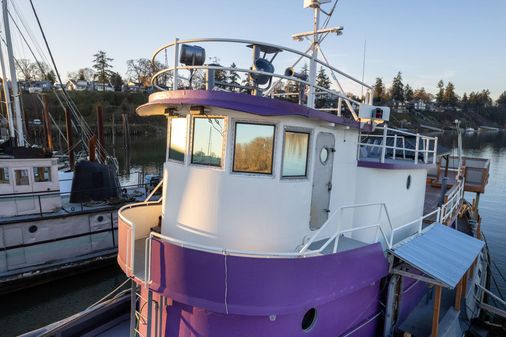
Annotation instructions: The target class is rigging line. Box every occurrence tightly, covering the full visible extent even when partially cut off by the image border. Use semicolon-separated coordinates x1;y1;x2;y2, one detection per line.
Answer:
7;10;46;77
9;0;50;66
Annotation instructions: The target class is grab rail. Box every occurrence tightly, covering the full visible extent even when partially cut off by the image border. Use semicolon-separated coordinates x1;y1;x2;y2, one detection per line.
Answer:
359;126;438;165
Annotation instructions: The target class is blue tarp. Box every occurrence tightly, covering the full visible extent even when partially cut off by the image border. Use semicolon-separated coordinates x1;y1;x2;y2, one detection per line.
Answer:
390;223;484;289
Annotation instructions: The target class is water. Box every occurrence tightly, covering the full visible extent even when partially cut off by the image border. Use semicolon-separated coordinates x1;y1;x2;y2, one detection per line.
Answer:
1;132;506;336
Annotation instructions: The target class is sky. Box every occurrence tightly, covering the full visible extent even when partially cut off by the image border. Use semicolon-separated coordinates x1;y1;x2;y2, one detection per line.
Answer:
11;0;506;99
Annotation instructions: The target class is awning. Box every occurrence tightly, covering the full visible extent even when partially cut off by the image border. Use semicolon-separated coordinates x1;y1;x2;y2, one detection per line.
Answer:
389;223;484;289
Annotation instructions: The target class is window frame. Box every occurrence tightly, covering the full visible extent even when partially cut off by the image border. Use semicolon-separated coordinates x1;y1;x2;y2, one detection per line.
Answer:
0;167;9;184
190;116;226;168
280;128;312;179
167;116;188;164
33;166;52;183
232;121;276;175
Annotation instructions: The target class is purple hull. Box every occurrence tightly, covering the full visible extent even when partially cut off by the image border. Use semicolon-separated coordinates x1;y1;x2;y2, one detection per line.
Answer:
143;238;389;336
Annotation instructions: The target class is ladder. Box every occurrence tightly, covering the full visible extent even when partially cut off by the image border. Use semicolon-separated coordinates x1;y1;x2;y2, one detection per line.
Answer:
130;281;164;337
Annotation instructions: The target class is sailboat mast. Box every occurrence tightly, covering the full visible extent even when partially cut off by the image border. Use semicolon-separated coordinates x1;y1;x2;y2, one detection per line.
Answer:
2;0;25;146
0;32;14;139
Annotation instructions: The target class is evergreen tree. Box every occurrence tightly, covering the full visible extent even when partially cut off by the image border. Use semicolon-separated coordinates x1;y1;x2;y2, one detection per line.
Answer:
315;67;331;89
436;80;445;105
404;84;414;102
227;62;240;91
390;72;404;102
461;93;469;111
109;72;124;91
443;82;458;106
413;87;431;102
315;67;331;108
45;70;56;83
497;91;506;107
373;77;385;104
92;51;113;83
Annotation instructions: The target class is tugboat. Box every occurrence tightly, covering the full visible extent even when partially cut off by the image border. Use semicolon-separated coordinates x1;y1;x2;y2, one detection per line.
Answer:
24;1;502;336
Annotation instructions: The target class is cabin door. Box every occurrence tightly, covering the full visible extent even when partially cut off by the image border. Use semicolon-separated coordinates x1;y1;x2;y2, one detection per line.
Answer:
12;167;36;214
310;132;335;230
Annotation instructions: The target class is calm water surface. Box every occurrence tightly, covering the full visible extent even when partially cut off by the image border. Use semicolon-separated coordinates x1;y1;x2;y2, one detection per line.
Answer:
1;132;506;336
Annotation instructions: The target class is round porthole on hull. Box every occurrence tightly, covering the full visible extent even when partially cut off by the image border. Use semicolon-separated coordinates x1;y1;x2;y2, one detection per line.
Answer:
29;225;38;233
301;308;317;332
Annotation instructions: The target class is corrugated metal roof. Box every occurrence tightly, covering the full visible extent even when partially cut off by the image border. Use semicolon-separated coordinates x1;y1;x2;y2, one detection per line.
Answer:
390;223;484;289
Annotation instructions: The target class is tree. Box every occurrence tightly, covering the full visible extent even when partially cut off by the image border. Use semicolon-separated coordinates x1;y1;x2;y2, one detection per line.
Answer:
109;72;123;91
44;70;56;83
461;93;469;111
316;67;331;89
227;62;240;91
413;87;431;102
443;82;458;106
373;77;386;104
92;51;114;83
126;58;166;87
436;80;445;105
16;59;38;81
497;91;506;107
390;72;404;102
404;84;414;102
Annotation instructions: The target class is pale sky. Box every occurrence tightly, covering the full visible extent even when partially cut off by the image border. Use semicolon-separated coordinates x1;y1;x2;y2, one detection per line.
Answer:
11;0;506;99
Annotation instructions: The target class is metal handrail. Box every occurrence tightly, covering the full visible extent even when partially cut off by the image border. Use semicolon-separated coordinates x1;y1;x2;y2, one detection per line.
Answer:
359;126;438;164
151;37;373;90
151;64;362;108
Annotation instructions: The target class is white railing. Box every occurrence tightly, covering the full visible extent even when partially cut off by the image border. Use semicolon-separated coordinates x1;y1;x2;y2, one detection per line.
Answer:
298;202;393;254
359;126;438;165
129;182;466;287
149;37;373;117
440;178;465;223
118;199;163;276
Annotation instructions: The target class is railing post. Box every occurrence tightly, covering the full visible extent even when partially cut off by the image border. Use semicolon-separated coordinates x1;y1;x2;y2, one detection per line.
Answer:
433;137;438;164
380;125;388;163
172;38;179;90
424;138;429;163
38;195;43;216
393;134;397;159
414;133;420;164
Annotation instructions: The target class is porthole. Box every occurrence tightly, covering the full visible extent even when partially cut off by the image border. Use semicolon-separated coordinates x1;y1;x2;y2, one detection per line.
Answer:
406;175;412;190
29;225;38;233
97;215;104;222
319;148;329;164
301;308;317;332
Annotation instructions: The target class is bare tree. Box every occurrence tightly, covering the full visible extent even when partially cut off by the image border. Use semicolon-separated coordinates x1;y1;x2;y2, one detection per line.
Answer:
126;58;165;87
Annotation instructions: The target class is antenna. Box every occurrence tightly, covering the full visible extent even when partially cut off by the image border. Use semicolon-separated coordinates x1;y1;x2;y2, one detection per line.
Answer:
361;40;367;100
294;0;343;109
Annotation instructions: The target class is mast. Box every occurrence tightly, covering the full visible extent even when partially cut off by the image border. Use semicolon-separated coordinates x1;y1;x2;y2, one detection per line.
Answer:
2;0;25;146
0;31;14;139
307;3;321;109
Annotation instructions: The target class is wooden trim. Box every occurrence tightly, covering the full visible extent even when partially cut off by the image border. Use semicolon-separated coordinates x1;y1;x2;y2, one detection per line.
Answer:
432;285;442;337
454;277;463;311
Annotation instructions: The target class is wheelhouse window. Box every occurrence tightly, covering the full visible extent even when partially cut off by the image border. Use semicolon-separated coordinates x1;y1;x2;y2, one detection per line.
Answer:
14;169;30;185
233;122;275;174
282;131;310;177
191;117;224;166
34;167;51;182
0;168;9;184
169;117;187;162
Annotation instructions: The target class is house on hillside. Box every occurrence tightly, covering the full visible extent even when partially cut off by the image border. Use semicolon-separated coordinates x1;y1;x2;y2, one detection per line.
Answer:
123;81;143;92
66;80;89;91
91;82;114;92
413;100;427;111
